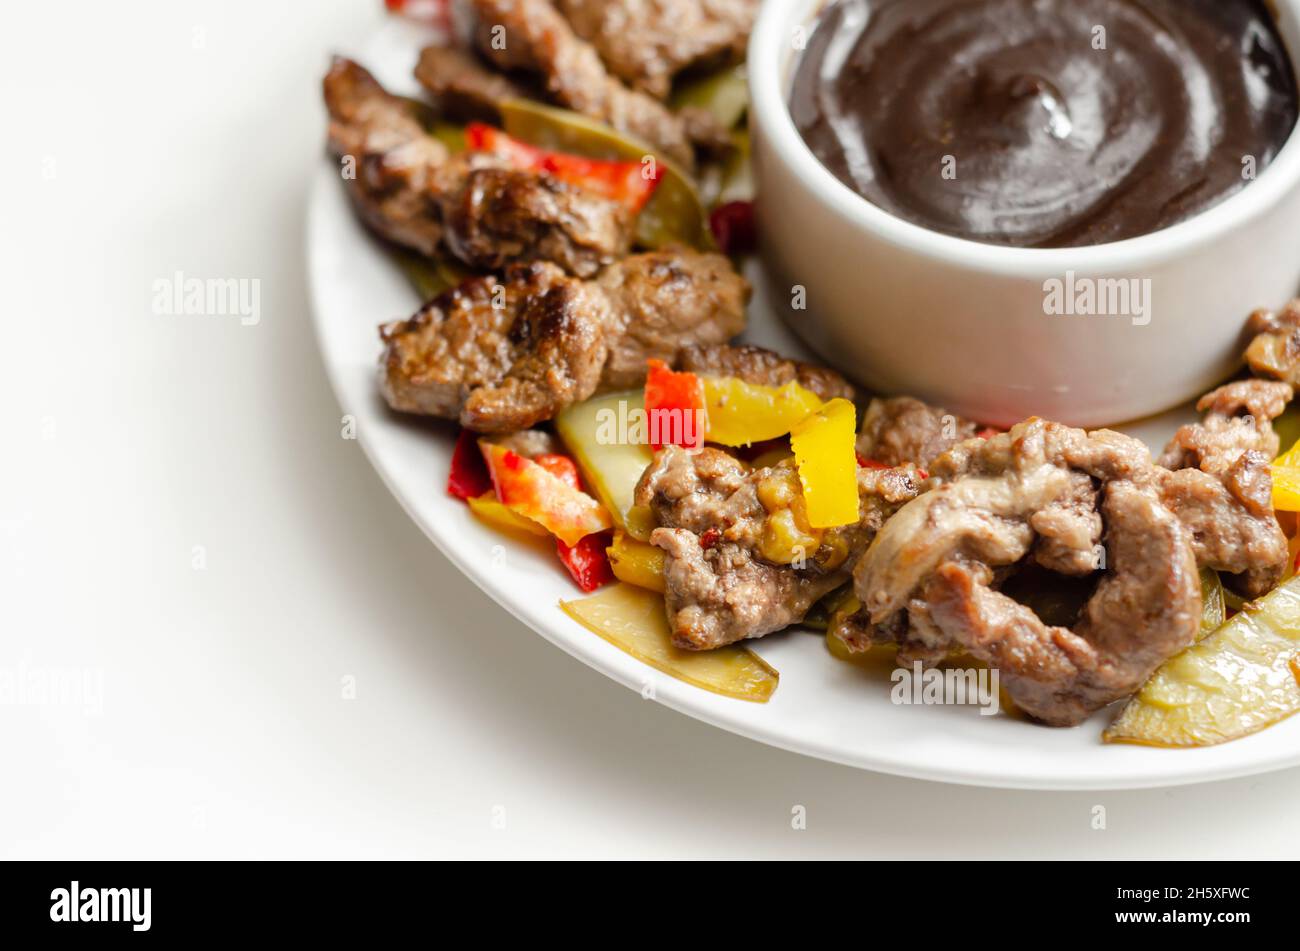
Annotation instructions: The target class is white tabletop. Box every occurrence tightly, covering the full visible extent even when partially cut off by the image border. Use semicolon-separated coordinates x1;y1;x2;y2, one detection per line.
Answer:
3;0;1298;859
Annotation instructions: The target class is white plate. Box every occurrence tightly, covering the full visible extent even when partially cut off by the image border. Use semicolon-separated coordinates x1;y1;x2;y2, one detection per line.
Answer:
305;18;1300;789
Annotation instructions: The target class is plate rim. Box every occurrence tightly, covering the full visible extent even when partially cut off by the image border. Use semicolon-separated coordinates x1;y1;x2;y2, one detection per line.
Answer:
303;23;1300;789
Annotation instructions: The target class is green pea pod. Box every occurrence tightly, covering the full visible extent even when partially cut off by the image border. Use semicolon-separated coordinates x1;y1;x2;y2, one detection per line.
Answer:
671;64;749;131
1273;402;1300;460
1198;568;1226;641
1105;573;1300;747
498;98;712;250
397;95;468;152
717;129;754;205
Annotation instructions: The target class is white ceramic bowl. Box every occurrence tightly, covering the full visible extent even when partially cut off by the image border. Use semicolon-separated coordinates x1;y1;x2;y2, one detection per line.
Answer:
749;0;1300;427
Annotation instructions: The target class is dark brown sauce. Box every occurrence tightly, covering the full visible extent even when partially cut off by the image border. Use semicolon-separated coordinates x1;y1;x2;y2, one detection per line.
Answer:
790;0;1299;247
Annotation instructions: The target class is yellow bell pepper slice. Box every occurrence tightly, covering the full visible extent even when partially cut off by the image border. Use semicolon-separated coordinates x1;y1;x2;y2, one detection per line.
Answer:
701;376;823;447
1271;435;1300;511
790;398;860;529
560;583;778;702
606;531;666;593
1273;464;1300;512
467;492;550;538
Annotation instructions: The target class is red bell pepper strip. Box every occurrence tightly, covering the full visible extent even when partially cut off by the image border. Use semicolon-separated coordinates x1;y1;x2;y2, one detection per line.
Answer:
465;123;662;212
448;429;494;502
383;0;451;27
479;442;613;546
709;201;757;255
532;453;584;493
644;360;706;451
556;530;616;593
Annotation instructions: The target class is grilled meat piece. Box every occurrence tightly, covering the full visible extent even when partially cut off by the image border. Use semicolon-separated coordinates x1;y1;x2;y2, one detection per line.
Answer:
1245;299;1300;385
596;253;750;389
469;0;697;166
380;261;612;431
555;0;757;100
1158;456;1289;598
324;57;633;277
636;447;922;649
676;344;855;402
1157;379;1292;597
1158;380;1291;474
441;165;633;277
324;56;460;258
380;249;749;432
856;396;979;469
852;420;1202;726
926;483;1200;728
413;44;530;123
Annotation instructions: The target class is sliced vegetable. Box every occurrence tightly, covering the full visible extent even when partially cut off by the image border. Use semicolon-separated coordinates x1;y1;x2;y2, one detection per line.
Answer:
1198;569;1226;641
448;429;493;501
480;442;613;546
670;64;749;131
1273;464;1300;512
466;123;661;212
606;531;666;593
701;376;822;447
716;129;755;205
1274;404;1300;463
468;492;550;538
1272;434;1300;511
498;98;710;250
384;0;450;28
532;453;583;491
554;390;655;528
557;530;616;593
1104;575;1300;747
644;360;706;451
392;249;453;301
790;399;861;529
560;583;778;702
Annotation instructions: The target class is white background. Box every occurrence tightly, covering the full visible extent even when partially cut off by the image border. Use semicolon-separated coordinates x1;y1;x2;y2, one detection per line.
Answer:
2;0;1298;859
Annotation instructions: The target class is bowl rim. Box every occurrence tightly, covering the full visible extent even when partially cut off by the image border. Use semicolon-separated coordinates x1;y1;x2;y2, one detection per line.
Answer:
748;0;1300;278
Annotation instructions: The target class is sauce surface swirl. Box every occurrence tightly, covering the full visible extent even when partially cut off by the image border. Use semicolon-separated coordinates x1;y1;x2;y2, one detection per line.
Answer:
790;0;1299;247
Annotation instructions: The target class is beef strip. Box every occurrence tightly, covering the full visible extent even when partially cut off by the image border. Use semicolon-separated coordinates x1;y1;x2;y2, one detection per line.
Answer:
596;250;750;389
676;343;855;402
380;248;749;432
324;56;459;258
855;397;980;469
1156;378;1292;597
469;0;697;166
324;57;633;277
850;420;1204;725
636;447;922;649
413;44;531;123
554;0;757;100
1158;455;1289;597
1157;380;1291;473
441;165;633;277
926;482;1201;727
1245;299;1300;385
